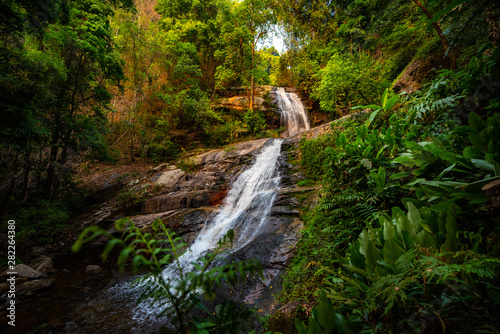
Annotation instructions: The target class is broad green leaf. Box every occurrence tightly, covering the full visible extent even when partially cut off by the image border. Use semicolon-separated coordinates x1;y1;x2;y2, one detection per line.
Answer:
468;111;484;132
471;159;495;172
335;313;351;334
316;290;336;333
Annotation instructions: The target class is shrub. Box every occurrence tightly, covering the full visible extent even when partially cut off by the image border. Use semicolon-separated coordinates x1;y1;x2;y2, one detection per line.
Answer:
313;53;390;115
14;200;70;247
144;141;180;162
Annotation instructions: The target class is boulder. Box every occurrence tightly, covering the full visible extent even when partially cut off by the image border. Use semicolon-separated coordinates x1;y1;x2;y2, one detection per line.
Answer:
85;265;103;274
31;255;55;273
1;264;43;279
16;278;54;295
151;169;186;188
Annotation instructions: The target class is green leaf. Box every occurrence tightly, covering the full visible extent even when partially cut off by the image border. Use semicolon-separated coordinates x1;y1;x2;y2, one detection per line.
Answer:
463;146;482;159
335;313;351;334
316;290;336;333
384;95;399;112
441;204;459;252
429;0;470;24
295;318;308;334
359;230;381;275
468;111;484;132
366;110;380;128
101;238;121;261
471;159;495;172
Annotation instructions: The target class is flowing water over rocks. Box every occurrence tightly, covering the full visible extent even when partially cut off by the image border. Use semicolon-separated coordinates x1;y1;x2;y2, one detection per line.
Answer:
275;87;311;137
1;87;317;333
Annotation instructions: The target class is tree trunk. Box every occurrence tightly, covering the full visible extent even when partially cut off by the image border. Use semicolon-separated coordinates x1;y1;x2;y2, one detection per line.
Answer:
412;0;449;51
250;43;255;111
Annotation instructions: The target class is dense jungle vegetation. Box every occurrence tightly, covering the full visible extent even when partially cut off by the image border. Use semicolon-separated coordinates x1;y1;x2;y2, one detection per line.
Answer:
1;0;500;332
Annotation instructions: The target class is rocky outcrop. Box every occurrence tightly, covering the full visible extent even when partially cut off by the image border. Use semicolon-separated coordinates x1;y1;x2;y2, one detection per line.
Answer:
217;85;273;98
283;109;370;146
190;138;271;165
151;168;186;188
142;190;214;214
217;96;266;110
0;263;55;298
393;55;450;94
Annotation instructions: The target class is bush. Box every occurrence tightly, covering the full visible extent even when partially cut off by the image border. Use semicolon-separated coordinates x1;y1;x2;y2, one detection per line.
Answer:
313;53;389;115
14;200;70;247
203;120;244;147
144;141;180;162
243;108;266;134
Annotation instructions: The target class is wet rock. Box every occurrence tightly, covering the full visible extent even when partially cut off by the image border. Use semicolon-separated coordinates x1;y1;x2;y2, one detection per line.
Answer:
142;190;214;214
16;278;54;295
31;255;55;273
85;265;103;274
271;206;300;217
1;264;43;279
128;207;218;238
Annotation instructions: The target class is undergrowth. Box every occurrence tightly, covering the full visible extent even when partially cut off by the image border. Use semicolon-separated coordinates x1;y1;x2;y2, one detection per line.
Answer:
278;45;500;333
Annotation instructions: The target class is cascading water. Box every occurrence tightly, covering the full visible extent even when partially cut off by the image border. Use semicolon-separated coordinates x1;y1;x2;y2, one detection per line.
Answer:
7;88;312;334
127;139;284;331
165;138;283;271
275;87;311;136
101;88;311;333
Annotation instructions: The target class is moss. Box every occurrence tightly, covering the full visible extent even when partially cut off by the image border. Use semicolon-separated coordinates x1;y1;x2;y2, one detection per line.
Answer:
266;302;307;334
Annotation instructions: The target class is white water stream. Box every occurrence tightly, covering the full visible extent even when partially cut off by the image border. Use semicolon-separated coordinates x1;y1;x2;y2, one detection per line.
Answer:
112;87;310;333
275;87;310;136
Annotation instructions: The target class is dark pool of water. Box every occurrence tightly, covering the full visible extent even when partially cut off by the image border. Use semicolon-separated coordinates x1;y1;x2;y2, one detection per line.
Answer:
0;248;163;334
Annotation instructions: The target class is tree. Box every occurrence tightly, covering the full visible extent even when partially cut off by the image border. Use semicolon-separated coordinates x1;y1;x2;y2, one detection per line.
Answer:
239;0;275;110
412;0;449;51
0;0;131;208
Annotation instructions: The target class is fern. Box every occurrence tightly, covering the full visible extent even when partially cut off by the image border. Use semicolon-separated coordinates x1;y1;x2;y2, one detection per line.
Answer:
351;203;378;221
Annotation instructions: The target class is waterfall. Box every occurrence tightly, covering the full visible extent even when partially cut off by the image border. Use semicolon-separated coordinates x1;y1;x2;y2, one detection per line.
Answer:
111;88;310;333
163;138;283;277
128;139;284;331
275;87;310;136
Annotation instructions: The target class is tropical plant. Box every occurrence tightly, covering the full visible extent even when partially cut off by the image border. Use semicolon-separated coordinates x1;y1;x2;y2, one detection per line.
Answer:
73;218;263;333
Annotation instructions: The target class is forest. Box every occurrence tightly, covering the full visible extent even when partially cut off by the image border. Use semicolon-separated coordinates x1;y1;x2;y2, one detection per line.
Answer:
1;0;500;333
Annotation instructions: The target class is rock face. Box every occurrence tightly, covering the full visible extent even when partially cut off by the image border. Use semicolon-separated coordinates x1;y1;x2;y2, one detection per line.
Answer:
393;56;450;94
151;168;186;188
142;190;214;213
